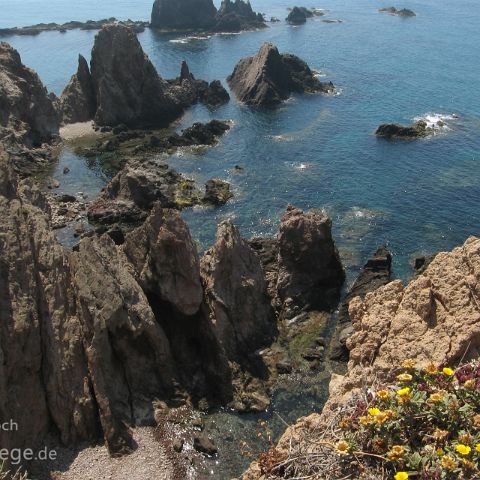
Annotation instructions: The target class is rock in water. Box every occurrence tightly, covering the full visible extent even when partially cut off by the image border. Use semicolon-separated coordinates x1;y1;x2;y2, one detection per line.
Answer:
286;7;308;24
227;42;334;106
151;0;217;30
90;24;183;128
214;0;265;32
376;120;429;139
201;221;276;368
60;54;97;124
123;205;204;316
203;178;233;205
276;205;345;317
0;42;59;146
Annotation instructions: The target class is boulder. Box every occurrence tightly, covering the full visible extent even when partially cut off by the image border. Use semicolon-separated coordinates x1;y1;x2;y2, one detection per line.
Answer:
227;43;334;106
90;24;183;128
286;7;308;24
376;120;429;139
60;54;97;124
87;159;202;225
203;178;233;205
123;205;204;316
329;246;392;360
276;205;345;317
193;435;217;455
201;221;276;367
151;0;217;30
0;42;59;146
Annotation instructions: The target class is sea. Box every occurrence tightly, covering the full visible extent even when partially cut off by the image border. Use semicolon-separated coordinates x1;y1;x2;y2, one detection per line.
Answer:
2;0;480;477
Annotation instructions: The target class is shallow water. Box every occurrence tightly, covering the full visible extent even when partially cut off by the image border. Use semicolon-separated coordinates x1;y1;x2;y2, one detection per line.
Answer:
3;0;480;477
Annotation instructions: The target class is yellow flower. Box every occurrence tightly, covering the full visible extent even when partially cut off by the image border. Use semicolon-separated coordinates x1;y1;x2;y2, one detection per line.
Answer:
464;379;475;389
397;387;411;397
402;359;415;369
442;367;454;376
476;444;480;453
441;455;458;470
335;440;350;455
394;472;409;480
455;444;471;456
374;412;390;425
359;415;375;426
377;389;390;400
368;407;381;416
424;363;438;375
428;392;444;403
397;373;413;382
436;448;444;456
388;445;406;460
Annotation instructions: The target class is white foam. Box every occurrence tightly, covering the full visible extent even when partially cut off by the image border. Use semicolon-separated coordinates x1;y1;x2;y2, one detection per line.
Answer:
169;35;211;44
413;112;459;131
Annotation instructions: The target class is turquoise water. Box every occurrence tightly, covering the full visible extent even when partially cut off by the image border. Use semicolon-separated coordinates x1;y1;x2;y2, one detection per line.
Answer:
2;2;480;476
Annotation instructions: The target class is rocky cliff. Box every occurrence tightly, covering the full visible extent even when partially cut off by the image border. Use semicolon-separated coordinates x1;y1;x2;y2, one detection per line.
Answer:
228;43;334;106
243;237;480;479
0;42;59;146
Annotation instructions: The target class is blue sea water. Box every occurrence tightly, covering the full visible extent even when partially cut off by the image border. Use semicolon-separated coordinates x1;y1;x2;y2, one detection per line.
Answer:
2;1;480;476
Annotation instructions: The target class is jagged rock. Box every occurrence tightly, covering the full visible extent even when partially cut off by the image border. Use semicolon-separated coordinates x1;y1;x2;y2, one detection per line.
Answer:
60;54;97;124
276;205;344;317
123;205;203;316
201;80;230;106
214;0;265;32
193;435;217;455
286;7;308;24
203;178;233;205
243;237;480;480
201;221;276;367
228;43;334;106
0;42;59;146
0;148;98;456
72;234;176;454
90;24;183;128
87;159;202;225
174;120;230;146
376;120;429;139
151;0;218;30
329;246;392;361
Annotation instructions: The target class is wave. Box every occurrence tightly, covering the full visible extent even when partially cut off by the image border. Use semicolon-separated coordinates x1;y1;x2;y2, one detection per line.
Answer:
413;112;459;132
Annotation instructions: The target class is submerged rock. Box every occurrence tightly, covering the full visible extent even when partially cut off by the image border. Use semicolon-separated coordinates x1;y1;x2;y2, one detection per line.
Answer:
376;120;430;139
201;221;277;368
228;42;334;106
60;54;97;124
0;42;59;146
276;205;345;317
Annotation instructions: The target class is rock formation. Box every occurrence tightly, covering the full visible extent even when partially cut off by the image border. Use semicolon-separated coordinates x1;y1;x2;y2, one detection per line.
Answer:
379;6;416;16
60;54;97;124
376;120;429;139
243;237;480;479
286;7;309;24
276;205;345;317
90;24;183;128
150;0;265;32
329;246;392;360
151;0;218;31
203;178;233;205
227;43;334;106
0;42;59;146
201;221;276;368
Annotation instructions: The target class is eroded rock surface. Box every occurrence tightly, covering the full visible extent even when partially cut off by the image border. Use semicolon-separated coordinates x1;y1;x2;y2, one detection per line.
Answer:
376;120;429;139
228;43;334;106
0;42;59;146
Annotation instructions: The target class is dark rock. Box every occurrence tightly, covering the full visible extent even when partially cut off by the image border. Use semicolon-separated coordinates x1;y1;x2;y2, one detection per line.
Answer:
193;435;217;456
329;246;392;361
106;225;125;245
413;254;436;275
286;7;308;24
0;42;60;147
201;221;277;369
214;0;266;32
379;7;416;16
376;120;429;139
200;80;230;107
90;24;183;128
57;193;77;203
60;54;97;124
227;43;334;106
180;120;230;146
276;205;345;316
151;0;217;30
276;361;293;374
63;167;70;174
203;178;233;205
248;237;279;304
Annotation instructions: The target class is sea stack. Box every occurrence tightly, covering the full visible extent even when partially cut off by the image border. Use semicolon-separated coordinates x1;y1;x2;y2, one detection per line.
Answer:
151;0;217;30
227;42;334;106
